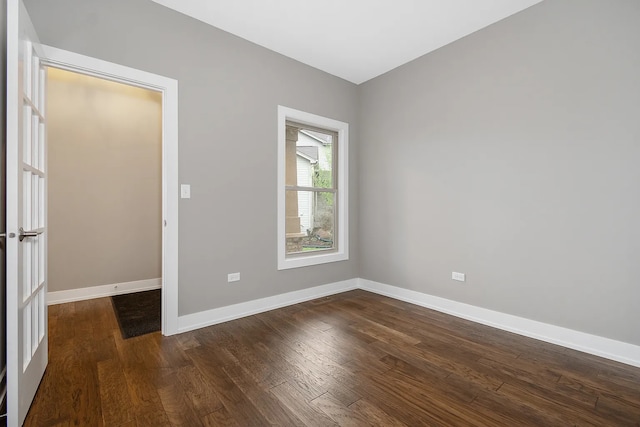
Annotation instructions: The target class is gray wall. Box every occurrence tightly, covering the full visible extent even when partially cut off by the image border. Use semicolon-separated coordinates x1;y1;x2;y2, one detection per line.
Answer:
47;68;162;292
23;0;360;316
359;0;640;345
24;0;640;348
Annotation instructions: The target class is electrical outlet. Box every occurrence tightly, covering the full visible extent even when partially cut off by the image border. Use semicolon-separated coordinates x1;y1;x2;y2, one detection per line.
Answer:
452;272;466;282
227;272;240;282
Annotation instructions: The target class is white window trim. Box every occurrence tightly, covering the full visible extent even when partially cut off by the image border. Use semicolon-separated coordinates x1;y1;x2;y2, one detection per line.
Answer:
277;106;349;270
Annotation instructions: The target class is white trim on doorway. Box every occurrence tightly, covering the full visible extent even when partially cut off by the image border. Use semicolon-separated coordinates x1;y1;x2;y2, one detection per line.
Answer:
40;45;179;335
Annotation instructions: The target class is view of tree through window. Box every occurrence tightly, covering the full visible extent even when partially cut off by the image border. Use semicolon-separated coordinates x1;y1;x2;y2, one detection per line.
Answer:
284;124;337;256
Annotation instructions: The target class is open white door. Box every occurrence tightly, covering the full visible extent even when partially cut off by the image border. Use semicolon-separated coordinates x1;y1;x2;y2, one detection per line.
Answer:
6;0;48;425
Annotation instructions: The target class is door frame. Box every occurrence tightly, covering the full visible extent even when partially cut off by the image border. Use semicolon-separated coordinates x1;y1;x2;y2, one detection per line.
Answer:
41;45;179;335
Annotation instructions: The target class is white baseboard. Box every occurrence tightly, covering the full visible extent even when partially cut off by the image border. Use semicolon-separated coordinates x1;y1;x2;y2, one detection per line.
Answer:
47;278;162;305
177;279;358;333
53;275;638;367
358;278;640;368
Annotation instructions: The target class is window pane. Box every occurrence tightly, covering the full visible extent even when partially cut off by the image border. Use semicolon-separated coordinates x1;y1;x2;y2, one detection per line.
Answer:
286;125;333;189
285;190;335;255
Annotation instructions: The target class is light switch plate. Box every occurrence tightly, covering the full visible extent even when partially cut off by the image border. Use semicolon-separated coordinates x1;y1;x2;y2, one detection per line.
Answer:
180;184;191;199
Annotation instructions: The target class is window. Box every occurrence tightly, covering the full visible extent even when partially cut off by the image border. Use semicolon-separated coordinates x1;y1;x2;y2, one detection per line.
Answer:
277;106;349;270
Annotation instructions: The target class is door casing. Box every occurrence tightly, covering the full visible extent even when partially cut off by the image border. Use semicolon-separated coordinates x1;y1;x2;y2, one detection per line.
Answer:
41;45;180;336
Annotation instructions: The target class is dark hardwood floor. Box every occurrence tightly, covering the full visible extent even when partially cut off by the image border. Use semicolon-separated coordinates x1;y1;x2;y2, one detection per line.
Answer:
25;289;640;426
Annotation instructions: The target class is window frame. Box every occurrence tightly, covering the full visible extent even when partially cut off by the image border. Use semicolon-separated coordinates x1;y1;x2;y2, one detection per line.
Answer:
277;106;349;270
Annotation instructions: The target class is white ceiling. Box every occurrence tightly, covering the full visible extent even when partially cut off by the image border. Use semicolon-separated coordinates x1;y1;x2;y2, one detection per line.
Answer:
151;0;544;84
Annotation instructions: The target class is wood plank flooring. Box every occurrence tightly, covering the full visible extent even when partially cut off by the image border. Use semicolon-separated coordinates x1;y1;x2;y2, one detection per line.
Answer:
25;290;640;426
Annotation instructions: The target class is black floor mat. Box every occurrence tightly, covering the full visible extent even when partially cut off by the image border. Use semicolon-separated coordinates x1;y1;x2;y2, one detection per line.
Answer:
111;289;161;339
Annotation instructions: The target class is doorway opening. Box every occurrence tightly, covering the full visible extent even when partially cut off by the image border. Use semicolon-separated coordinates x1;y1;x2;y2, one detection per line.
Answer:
41;45;179;335
46;67;163;334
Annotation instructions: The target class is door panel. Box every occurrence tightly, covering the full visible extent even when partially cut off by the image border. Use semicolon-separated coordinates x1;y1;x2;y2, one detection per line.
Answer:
6;0;48;425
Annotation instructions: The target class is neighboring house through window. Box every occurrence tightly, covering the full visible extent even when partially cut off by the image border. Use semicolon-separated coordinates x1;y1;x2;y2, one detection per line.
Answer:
277;106;349;270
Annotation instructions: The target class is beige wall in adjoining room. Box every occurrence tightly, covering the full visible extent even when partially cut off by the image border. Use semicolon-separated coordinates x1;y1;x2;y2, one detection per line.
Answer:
47;67;162;292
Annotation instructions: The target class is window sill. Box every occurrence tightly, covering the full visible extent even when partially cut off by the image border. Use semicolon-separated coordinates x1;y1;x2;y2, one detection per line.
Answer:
278;250;348;270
